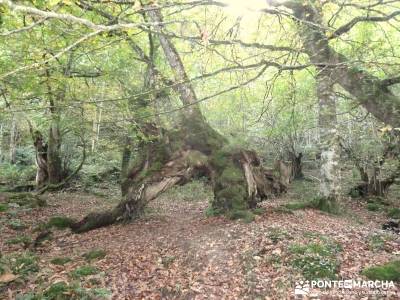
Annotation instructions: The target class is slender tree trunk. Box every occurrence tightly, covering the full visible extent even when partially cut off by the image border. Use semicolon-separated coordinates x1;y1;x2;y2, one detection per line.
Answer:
32;130;48;188
91;107;97;152
47;117;63;184
120;135;133;196
317;69;340;201
0;123;4;162
9;115;18;164
289;152;303;179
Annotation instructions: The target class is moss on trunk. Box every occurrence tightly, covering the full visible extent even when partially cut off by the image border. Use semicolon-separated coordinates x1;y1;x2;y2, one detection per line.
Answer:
71;118;284;233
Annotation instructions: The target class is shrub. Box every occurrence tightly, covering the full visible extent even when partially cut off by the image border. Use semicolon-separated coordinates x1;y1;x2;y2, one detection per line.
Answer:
0;163;36;187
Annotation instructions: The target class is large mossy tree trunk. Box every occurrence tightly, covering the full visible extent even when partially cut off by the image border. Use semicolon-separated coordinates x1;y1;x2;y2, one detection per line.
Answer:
70;6;284;233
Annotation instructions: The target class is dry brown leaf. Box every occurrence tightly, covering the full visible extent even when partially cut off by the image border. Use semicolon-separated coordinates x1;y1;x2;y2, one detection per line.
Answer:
0;273;17;283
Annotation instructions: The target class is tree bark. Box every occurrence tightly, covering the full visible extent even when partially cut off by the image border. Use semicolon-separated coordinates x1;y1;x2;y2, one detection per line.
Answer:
47;118;63;184
317;69;341;201
283;2;341;202
9;115;18;164
32;130;48;188
70;6;285;233
268;0;400;128
289;152;303;179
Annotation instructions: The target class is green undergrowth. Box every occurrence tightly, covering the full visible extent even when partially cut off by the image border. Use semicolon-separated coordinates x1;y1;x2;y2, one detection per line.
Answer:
0;251;39;282
283;196;341;214
267;228;293;244
16;282;111;300
367;233;394;252
2;192;46;208
70;265;99;279
362;260;400;282
83;249;107;261
6;235;32;246
46;216;75;229
0;203;8;212
288;234;342;280
387;207;400;219
8;219;27;230
50;257;72;266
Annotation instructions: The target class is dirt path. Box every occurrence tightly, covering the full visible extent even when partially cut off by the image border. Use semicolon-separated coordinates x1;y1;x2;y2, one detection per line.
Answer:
1;188;400;299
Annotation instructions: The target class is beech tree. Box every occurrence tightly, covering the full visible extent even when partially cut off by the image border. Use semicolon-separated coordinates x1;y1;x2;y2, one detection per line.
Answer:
0;0;399;232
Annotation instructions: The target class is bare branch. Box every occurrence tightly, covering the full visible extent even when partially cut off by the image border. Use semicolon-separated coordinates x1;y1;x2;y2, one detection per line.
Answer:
330;10;400;39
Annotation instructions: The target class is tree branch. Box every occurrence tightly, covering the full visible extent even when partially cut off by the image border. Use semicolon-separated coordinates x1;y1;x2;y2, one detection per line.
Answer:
330;10;400;39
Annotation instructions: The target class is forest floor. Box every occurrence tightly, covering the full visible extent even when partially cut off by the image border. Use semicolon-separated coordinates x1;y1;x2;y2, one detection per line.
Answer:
1;179;400;299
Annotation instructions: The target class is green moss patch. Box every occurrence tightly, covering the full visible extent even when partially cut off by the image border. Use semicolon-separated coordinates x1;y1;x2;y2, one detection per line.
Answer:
367;203;382;211
19;282;111;300
0;252;39;278
70;265;98;279
50;257;72;266
387;207;400;219
5;192;46;208
6;235;32;246
83;249;107;261
283;197;340;214
0;203;8;212
8;219;27;230
47;216;75;229
362;260;400;282
267;228;292;244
